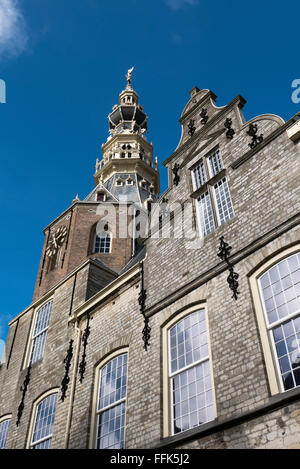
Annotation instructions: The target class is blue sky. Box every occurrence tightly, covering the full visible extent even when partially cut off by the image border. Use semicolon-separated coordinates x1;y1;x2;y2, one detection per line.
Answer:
0;0;299;352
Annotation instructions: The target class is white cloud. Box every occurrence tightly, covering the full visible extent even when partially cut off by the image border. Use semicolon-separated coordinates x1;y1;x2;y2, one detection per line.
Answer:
0;0;28;57
165;0;199;10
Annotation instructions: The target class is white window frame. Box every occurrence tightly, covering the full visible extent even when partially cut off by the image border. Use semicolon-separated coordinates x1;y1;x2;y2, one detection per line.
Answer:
93;231;112;254
258;252;300;393
212;177;235;226
27;390;58;449
89;348;129;449
0;415;11;449
250;245;300;395
192;158;207;191
208;149;223;178
193;149;234;239
162;305;216;438
25;299;53;367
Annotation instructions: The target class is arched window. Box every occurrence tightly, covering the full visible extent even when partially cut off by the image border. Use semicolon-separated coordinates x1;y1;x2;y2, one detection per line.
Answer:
28;300;53;366
95;353;128;449
94;232;112;254
0;417;11;449
166;308;214;436
30;393;58;449
258;252;300;391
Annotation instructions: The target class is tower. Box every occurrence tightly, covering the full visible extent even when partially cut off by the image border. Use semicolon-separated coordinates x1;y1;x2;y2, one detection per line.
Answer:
92;67;160;205
33;69;160;301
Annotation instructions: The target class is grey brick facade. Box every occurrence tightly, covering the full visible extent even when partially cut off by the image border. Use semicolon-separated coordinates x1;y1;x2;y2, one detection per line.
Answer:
0;83;300;449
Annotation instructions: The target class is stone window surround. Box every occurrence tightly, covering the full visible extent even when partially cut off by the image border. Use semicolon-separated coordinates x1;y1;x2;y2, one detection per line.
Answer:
162;303;216;439
250;244;300;396
89;347;129;449
26;388;59;449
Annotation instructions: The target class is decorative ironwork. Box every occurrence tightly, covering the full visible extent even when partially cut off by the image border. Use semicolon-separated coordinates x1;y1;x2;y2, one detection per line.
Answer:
224;118;235;140
16;363;32;426
217;236;240;300
138;262;151;351
187;119;196;137
61;339;74;401
172;163;180;186
247;123;263;149
200;108;209;125
78;314;90;383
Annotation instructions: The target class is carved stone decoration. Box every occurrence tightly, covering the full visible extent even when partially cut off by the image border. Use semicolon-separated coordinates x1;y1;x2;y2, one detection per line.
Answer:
172;163;180;186
16;363;32;426
61;339;74;401
217;236;240;300
46;225;68;258
200;108;209;125
187;119;196;137
138;262;151;351
247;123;263;149
78;314;90;383
224;118;235;140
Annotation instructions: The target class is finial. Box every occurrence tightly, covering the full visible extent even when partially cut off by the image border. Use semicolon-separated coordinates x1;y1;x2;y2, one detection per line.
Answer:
72;194;80;204
126;67;134;89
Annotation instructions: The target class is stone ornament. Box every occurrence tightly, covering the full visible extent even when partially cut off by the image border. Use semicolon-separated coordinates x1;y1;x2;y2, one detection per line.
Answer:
224;118;235;140
187;119;196;137
46;226;68;257
247;123;264;149
200;108;209;125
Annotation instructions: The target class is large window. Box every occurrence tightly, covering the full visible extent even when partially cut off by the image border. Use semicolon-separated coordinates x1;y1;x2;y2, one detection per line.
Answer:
168;309;214;435
94;232;112;254
0;417;11;449
30;393;58;449
95;353;128;449
258;252;300;392
29;301;53;365
193;149;234;238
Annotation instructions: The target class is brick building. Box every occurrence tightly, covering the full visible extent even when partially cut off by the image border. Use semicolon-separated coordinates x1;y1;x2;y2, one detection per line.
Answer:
1;71;300;449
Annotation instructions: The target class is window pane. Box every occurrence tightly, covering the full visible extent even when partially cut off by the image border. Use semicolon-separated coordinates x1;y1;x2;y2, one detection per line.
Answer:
259;254;300;392
169;310;208;374
193;160;207;190
208;150;223;177
171;361;213;434
94;232;111;254
0;419;10;449
214;177;234;225
97;354;128;449
259;254;300;326
32;394;58;449
197;191;215;238
169;311;214;435
33;301;52;336
31;301;53;364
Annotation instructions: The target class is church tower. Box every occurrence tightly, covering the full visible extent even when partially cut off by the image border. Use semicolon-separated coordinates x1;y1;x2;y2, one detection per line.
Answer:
33;69;160;302
91;67;160;205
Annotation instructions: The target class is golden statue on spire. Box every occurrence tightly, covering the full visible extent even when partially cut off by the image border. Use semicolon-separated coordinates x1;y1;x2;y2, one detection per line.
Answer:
126;67;134;87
